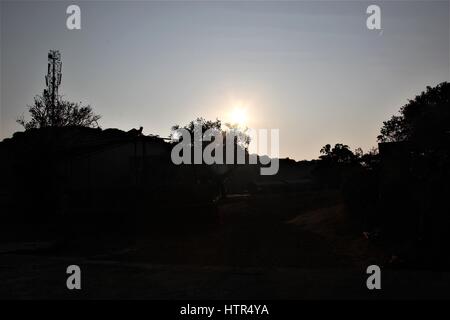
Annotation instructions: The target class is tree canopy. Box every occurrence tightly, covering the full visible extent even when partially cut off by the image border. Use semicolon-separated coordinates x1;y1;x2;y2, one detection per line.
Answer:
319;143;356;164
377;82;450;149
17;93;101;130
170;117;250;150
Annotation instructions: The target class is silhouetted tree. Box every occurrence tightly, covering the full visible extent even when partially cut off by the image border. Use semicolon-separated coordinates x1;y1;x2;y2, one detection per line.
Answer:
354;147;364;160
358;147;379;169
171;118;222;144
170;117;251;197
377;115;407;143
319;144;332;157
377;82;450;148
171;117;250;150
319;143;356;164
17;92;100;130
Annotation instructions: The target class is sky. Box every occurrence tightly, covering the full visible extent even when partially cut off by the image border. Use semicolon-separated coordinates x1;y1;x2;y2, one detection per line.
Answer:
1;0;449;160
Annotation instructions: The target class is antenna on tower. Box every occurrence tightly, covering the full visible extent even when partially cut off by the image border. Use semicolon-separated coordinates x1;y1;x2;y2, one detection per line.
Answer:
45;50;62;108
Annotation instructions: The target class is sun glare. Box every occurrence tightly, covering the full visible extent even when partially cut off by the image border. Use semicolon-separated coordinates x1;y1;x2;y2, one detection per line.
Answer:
230;106;247;126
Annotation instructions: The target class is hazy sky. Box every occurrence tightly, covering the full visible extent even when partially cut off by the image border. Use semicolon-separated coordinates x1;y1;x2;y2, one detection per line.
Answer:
1;0;449;160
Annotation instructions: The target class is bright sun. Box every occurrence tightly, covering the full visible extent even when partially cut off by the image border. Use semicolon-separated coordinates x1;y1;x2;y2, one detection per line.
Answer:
230;107;247;126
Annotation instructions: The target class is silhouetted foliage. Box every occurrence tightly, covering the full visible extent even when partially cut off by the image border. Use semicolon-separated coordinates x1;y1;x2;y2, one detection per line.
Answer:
171;117;250;150
171;117;222;140
17;93;101;130
170;117;252;197
357;147;379;169
378;82;450;148
319;143;356;164
378;115;407;143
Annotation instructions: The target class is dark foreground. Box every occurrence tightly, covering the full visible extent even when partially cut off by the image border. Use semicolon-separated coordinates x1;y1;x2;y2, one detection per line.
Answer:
2;254;450;299
1;191;449;299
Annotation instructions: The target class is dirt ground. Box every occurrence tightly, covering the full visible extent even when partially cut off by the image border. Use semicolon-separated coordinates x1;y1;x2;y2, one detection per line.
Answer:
1;191;449;299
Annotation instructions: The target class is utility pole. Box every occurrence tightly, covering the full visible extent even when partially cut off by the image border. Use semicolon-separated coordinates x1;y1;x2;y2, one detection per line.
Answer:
44;50;62;125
